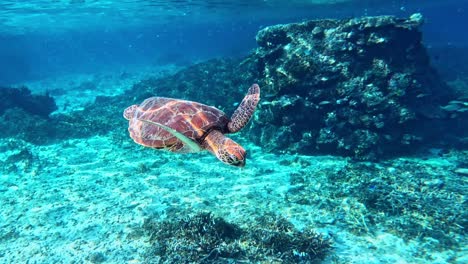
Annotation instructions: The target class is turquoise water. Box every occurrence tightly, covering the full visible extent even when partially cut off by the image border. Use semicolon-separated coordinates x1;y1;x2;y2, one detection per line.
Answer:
0;1;467;263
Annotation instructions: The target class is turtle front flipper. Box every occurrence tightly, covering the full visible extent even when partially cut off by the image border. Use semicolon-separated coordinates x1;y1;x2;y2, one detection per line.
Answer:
227;84;260;133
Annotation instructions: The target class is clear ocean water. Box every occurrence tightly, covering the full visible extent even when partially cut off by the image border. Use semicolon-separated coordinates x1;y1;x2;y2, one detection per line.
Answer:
0;1;466;263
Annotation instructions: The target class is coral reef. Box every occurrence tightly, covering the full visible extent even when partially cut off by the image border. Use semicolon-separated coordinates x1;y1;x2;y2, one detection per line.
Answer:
246;14;456;159
142;211;331;263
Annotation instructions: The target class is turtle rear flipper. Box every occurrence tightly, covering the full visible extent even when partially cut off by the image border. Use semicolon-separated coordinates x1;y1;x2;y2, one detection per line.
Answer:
228;84;260;133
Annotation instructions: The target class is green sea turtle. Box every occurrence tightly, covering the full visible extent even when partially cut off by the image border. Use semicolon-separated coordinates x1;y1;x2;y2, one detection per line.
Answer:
123;84;260;167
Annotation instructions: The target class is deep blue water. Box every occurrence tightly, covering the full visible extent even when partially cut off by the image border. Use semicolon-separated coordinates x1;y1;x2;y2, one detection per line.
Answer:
0;0;467;85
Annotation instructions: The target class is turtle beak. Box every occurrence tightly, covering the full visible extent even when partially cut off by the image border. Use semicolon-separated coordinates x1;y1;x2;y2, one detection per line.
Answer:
231;150;246;167
222;149;246;167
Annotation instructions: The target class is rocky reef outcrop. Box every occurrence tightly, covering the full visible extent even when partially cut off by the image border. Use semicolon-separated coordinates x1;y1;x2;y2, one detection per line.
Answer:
246;14;454;159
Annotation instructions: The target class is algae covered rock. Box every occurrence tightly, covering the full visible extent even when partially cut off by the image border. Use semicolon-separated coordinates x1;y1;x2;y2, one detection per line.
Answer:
0;89;132;145
248;14;454;159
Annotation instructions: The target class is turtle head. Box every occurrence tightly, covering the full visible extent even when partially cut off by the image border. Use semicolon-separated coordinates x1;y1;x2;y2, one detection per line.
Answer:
123;105;138;120
203;130;246;167
217;138;246;167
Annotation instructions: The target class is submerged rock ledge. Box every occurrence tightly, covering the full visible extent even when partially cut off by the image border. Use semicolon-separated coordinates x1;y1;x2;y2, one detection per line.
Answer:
247;13;454;159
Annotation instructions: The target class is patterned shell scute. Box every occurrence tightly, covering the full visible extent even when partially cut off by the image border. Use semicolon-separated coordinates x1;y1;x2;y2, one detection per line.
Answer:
128;97;229;152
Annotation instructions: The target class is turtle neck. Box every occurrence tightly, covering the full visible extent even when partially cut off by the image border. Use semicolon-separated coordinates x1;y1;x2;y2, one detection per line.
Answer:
201;130;228;156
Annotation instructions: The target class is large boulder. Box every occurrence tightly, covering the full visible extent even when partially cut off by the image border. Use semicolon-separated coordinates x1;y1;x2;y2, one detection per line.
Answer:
247;14;454;159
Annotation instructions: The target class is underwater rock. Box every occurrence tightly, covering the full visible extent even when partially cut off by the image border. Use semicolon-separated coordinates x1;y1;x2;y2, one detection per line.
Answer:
142;211;332;263
0;92;131;145
0;86;57;118
248;14;455;159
